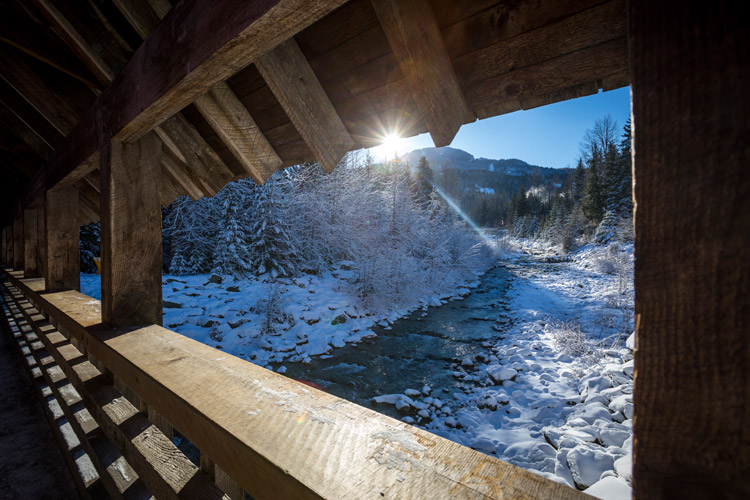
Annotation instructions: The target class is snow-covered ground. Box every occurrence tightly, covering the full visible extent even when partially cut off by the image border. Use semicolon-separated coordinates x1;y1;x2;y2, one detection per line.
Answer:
80;239;634;498
370;240;634;499
81;261;488;369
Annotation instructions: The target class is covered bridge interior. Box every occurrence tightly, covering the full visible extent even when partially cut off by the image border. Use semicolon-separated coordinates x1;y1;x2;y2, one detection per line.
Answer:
0;0;747;498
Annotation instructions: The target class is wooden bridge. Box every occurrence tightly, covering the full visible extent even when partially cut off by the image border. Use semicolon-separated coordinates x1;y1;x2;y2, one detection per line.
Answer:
0;0;747;498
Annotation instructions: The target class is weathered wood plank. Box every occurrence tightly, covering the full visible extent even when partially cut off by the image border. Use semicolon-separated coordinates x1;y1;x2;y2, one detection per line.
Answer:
99;133;162;327
111;0;162;40
453;0;626;89
371;0;473;147
6;274;588;500
194;82;282;184
256;38;354;172
23;205;45;277
45;186;80;292
462;37;628;112
154;114;233;196
13;216;24;270
629;1;750;498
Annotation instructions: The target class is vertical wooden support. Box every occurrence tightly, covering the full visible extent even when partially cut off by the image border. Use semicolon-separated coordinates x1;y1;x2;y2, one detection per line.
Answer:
23;205;46;277
13;216;24;271
4;226;11;267
46;187;80;292
629;2;750;498
100;133;163;327
200;453;244;500
1;227;6;267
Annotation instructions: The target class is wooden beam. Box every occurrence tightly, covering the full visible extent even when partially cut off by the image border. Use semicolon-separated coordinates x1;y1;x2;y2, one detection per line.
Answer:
0;69;69;149
19;0;347;212
0;104;53;159
1;227;6;267
111;0;162;41
45;186;80;292
371;0;473;147
159;148;205;201
116;0;282;185
154;114;234;196
3;225;11;266
629;1;750;498
99;133;162;327
462;38;628;112
256;38;354;172
194;82;282;184
13;215;24;270
23;204;45;277
0;44;88;136
29;0;115;85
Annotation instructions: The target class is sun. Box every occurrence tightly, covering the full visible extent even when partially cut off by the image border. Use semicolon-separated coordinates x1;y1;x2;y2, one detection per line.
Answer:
380;132;404;156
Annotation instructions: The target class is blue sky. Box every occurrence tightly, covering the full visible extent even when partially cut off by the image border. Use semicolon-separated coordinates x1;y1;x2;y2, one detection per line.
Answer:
370;87;631;169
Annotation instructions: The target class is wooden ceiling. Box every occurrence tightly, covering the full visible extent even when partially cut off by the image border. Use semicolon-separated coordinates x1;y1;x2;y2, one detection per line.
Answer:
0;0;628;225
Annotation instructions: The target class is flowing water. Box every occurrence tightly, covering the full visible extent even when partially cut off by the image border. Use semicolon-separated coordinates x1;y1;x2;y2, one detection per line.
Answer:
279;263;515;418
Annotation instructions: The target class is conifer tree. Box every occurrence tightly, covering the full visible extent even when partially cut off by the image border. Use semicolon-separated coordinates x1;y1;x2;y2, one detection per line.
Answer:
582;153;605;223
414;155;433;202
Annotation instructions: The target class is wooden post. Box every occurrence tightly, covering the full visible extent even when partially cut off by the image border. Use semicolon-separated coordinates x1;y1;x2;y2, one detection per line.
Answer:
4;226;11;267
23;204;46;277
13;215;24;271
100;133;163;327
1;227;6;267
45;187;80;292
629;2;750;498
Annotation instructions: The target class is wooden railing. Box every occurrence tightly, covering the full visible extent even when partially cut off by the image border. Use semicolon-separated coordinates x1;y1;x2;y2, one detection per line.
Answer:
1;268;586;500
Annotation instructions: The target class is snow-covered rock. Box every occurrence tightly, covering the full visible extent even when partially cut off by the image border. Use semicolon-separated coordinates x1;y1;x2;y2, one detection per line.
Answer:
486;365;517;383
566;445;615;489
584;476;632;500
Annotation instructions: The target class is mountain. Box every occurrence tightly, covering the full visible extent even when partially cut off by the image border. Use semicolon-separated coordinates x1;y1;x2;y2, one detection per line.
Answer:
401;146;563;177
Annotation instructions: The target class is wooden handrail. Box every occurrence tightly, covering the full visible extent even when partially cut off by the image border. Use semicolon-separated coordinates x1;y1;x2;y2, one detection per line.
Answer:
2;268;587;500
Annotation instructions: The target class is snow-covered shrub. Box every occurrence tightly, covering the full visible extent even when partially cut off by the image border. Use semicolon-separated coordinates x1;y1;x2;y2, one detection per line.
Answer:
548;320;600;363
590;244;631;276
256;285;294;335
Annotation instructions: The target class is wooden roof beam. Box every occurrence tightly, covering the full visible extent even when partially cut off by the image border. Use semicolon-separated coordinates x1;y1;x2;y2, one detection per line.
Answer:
194;82;282;184
0;104;53;160
154;114;233;196
12;0;348;217
115;0;283;185
159;147;206;201
29;0;115;85
0;45;83;137
0;78;66;151
371;0;474;147
256;38;354;172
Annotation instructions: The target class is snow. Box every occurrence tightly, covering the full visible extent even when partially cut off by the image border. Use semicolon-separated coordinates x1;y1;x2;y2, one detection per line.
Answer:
79;239;634;498
475;185;496;194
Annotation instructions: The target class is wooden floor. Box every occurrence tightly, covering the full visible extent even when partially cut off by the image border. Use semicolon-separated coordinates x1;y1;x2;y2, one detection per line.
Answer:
0;303;79;500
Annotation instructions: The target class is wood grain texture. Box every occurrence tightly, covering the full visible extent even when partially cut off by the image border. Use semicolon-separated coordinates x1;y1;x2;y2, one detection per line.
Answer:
5;273;588;500
13;216;24;270
194;82;282;184
1;227;6;267
160;148;205;201
23;205;45;277
629;1;750;498
371;0;473;147
256;38;354;172
99;133;162;327
4;225;12;266
155;114;234;196
45;187;80;292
